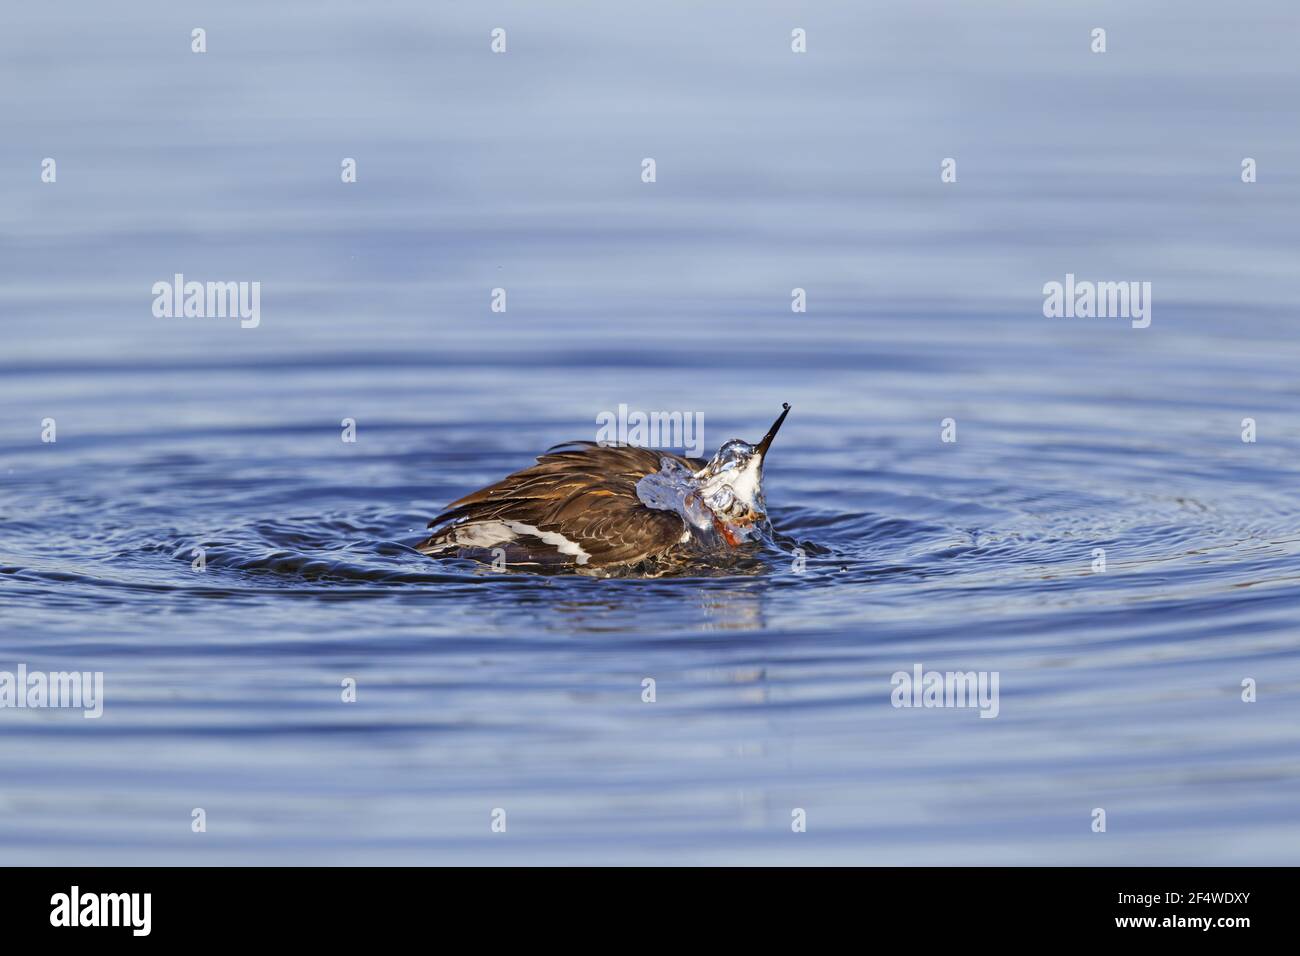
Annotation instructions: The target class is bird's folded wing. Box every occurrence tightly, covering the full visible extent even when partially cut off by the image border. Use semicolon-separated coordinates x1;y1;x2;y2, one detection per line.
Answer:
421;443;704;565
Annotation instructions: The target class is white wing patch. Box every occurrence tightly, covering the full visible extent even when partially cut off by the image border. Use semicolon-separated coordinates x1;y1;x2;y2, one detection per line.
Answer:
505;521;591;565
448;519;590;565
450;521;514;548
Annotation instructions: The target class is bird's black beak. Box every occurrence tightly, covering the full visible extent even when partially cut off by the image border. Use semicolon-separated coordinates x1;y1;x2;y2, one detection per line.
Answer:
755;403;791;458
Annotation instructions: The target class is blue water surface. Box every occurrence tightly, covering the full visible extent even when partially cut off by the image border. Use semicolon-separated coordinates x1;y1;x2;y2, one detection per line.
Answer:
2;0;1299;864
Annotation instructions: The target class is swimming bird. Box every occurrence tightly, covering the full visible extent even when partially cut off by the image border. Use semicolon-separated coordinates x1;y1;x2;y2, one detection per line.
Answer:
417;404;791;574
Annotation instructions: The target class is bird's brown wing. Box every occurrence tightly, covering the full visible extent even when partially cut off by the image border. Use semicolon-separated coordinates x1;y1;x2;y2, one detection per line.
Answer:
418;443;706;567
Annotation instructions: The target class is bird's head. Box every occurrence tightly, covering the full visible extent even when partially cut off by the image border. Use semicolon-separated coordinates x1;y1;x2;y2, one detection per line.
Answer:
692;403;790;546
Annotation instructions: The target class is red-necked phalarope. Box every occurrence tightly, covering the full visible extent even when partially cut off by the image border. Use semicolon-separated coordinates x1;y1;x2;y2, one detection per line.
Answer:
418;404;791;573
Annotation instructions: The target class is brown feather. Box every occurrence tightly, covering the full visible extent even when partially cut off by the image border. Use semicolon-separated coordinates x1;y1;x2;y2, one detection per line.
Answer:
419;444;707;567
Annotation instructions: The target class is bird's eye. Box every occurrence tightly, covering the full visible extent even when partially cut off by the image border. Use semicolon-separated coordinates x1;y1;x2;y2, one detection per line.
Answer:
719;440;753;462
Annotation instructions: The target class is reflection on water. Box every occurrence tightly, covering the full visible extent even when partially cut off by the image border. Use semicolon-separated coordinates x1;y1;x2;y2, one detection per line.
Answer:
2;0;1300;863
697;588;767;632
